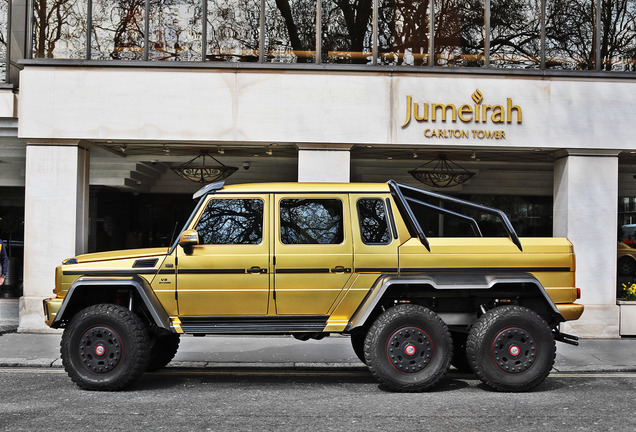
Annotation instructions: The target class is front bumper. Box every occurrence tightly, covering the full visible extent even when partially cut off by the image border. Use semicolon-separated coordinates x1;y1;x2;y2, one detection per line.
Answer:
43;297;63;327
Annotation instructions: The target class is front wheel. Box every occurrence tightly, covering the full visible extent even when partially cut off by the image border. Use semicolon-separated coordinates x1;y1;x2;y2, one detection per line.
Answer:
61;304;151;391
466;305;555;392
364;304;452;392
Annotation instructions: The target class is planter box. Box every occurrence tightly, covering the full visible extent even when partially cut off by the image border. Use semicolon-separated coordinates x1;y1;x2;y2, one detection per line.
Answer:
617;300;636;336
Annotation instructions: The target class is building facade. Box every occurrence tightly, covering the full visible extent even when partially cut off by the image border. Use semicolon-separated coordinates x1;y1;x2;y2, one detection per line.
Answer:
1;0;636;336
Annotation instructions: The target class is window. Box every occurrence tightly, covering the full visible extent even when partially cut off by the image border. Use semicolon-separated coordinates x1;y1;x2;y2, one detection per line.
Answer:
357;198;391;245
195;198;263;245
280;198;344;244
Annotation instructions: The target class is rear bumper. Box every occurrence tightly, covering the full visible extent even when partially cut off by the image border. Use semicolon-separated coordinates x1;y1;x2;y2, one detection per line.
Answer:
556;303;584;321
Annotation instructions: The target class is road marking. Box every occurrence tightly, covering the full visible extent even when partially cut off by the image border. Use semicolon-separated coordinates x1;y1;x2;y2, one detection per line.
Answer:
2;368;636;379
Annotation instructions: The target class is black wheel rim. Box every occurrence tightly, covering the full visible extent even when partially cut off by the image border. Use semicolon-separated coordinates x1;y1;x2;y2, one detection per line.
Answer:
386;326;433;373
491;327;535;373
79;326;123;373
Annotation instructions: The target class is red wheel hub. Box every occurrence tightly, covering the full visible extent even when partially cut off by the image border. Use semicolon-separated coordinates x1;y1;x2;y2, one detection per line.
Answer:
95;345;106;356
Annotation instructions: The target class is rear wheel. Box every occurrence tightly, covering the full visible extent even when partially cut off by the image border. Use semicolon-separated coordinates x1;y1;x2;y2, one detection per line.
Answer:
364;304;452;392
466;305;555;392
61;304;151;391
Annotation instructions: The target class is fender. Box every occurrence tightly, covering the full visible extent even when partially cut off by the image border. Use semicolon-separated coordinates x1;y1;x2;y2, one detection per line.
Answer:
347;272;563;330
50;275;172;330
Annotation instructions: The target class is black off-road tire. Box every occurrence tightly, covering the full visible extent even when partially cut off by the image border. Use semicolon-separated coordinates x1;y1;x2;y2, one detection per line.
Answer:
349;330;367;364
364;304;452;392
466;305;555;392
146;333;181;371
60;304;151;391
450;331;473;373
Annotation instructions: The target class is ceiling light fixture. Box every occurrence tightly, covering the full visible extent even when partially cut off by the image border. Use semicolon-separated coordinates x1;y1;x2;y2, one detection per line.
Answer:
408;153;475;188
171;150;238;183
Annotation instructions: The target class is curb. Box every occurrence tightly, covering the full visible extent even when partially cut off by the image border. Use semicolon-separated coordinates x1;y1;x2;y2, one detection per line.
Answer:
2;358;636;374
0;359;369;370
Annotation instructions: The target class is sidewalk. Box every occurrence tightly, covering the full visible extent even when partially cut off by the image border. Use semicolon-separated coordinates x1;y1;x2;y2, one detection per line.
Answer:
0;329;635;373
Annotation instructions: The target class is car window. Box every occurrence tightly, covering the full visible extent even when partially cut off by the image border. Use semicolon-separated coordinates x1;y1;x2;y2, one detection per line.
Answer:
280;198;344;244
357;198;391;245
195;198;263;245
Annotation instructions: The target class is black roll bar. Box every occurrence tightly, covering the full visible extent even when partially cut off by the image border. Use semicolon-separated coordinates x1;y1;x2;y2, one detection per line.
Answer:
387;180;523;252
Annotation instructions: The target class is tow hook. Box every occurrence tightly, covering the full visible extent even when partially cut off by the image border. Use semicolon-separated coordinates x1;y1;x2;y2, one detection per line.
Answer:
554;330;579;346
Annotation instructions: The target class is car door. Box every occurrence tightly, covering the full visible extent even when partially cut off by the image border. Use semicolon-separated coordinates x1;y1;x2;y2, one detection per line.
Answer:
176;194;270;316
273;194;353;315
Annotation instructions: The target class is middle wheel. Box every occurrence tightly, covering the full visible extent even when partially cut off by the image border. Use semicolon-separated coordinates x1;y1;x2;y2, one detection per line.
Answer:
364;304;452;392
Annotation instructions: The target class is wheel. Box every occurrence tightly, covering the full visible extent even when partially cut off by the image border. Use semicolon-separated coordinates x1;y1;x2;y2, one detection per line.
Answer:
618;256;636;276
60;304;151;391
364;304;452;392
146;333;181;371
349;330;367;364
466;305;555;392
450;331;473;373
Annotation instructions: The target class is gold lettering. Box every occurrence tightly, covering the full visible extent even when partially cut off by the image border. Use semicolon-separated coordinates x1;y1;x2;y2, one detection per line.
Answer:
491;105;504;123
477;130;485;139
402;96;412;128
474;105;480;122
485;130;496;138
458;104;473;122
432;104;457;122
501;131;506;139
414;103;429;121
481;105;492;123
507;98;522;123
424;129;433;138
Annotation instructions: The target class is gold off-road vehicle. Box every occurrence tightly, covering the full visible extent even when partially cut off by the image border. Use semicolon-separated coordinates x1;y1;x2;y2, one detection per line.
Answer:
44;181;583;392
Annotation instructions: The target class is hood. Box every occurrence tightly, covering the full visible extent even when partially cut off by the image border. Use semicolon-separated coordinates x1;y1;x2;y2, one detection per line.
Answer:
69;248;169;264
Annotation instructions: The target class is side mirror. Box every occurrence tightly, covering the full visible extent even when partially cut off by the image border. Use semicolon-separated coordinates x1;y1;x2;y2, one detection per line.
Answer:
179;229;199;254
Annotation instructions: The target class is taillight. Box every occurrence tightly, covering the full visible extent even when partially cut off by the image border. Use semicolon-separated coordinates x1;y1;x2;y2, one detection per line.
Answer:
576;288;581;299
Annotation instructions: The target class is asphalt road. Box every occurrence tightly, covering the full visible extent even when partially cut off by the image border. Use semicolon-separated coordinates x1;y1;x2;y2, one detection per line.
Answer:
1;368;635;431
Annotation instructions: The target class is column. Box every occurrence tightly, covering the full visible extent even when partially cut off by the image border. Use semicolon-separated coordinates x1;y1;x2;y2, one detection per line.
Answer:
553;150;620;338
19;141;90;332
297;145;351;183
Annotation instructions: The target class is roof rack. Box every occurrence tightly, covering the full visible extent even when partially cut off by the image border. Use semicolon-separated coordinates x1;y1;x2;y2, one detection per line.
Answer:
387;180;523;252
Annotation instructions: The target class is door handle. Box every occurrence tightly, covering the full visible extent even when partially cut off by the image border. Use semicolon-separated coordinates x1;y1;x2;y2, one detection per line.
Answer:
247;267;267;274
330;266;351;273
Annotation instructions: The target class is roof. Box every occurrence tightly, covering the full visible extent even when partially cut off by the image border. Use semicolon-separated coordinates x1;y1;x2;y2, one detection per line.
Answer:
194;181;391;198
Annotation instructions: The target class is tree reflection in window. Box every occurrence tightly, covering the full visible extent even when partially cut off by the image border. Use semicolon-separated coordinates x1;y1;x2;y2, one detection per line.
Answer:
433;0;485;67
33;0;87;58
195;199;263;245
357;199;391;245
265;0;316;63
600;0;636;71
322;0;373;64
148;0;203;61
489;0;541;68
207;0;260;62
378;0;430;66
92;0;145;59
280;199;344;244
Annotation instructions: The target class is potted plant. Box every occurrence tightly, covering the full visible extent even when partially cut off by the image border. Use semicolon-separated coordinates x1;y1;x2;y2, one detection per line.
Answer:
617;283;636;336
